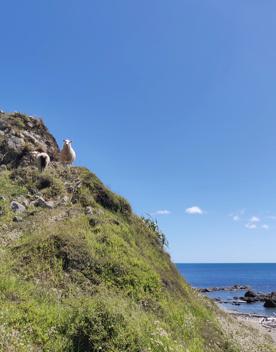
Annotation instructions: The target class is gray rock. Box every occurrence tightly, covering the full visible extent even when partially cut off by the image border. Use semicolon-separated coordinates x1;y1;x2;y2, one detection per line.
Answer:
7;136;25;152
0;165;7;171
15;196;29;208
10;201;26;213
0;195;6;201
13;216;23;222
22;199;29;208
59;195;69;206
22;131;41;144
85;206;93;215
32;197;54;209
0;120;8;130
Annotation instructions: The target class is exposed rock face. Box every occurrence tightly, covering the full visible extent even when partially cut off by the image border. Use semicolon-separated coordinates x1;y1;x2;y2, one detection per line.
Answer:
0;111;59;168
31;197;55;209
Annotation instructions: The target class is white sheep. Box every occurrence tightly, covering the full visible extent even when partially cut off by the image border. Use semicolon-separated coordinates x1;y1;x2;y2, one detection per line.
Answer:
31;151;50;172
60;139;76;165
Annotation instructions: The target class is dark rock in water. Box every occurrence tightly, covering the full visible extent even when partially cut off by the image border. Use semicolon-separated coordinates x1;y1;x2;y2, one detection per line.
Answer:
198;288;211;293
214;298;223;302
197;283;276;309
264;299;276;308
232;284;249;290
263;292;276;307
257;294;267;302
244;290;257;298
244;297;258;304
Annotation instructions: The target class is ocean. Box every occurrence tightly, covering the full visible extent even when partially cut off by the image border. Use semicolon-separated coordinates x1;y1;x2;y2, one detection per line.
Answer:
177;263;276;317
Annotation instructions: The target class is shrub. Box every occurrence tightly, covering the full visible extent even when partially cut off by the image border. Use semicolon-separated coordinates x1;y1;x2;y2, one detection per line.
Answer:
64;297;144;352
141;216;168;248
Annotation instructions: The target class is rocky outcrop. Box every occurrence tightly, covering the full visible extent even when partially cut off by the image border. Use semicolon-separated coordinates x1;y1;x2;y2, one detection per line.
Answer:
0;111;59;168
244;290;257;298
31;197;55;209
264;299;276;308
264;292;276;308
240;291;276;306
197;285;250;293
199;286;276;308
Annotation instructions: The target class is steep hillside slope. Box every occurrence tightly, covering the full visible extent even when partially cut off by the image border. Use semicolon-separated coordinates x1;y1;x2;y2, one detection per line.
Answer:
0;112;274;352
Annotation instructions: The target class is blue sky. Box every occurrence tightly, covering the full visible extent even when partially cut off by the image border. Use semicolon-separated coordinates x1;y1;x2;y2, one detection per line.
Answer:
1;1;276;262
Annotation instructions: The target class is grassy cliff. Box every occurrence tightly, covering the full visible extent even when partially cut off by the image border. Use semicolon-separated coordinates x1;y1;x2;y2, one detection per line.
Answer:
0;113;274;352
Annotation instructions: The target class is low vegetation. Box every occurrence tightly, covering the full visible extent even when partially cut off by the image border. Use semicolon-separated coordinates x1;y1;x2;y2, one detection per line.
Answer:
0;116;274;351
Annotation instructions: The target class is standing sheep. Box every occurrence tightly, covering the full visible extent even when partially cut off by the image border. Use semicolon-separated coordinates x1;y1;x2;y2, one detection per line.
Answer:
31;151;50;172
60;139;76;165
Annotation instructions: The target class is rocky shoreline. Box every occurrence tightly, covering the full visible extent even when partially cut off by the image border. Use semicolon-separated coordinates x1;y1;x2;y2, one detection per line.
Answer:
196;285;276;308
196;284;250;293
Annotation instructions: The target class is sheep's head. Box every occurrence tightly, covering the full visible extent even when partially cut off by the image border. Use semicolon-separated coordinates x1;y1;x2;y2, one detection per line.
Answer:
63;139;72;146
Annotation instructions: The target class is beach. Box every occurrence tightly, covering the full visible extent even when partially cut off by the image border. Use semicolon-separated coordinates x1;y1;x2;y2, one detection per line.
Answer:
213;306;276;351
232;312;276;343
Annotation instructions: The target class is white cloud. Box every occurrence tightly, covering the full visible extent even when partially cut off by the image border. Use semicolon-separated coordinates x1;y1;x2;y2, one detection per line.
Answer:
249;216;260;223
229;209;246;222
185;206;203;215
151;210;171;216
262;224;269;230
245;223;257;229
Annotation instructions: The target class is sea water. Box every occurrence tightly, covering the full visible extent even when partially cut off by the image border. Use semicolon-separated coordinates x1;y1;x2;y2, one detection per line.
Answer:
177;263;276;316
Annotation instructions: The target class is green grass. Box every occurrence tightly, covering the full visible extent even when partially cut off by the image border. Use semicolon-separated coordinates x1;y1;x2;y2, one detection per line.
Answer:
0;165;273;351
